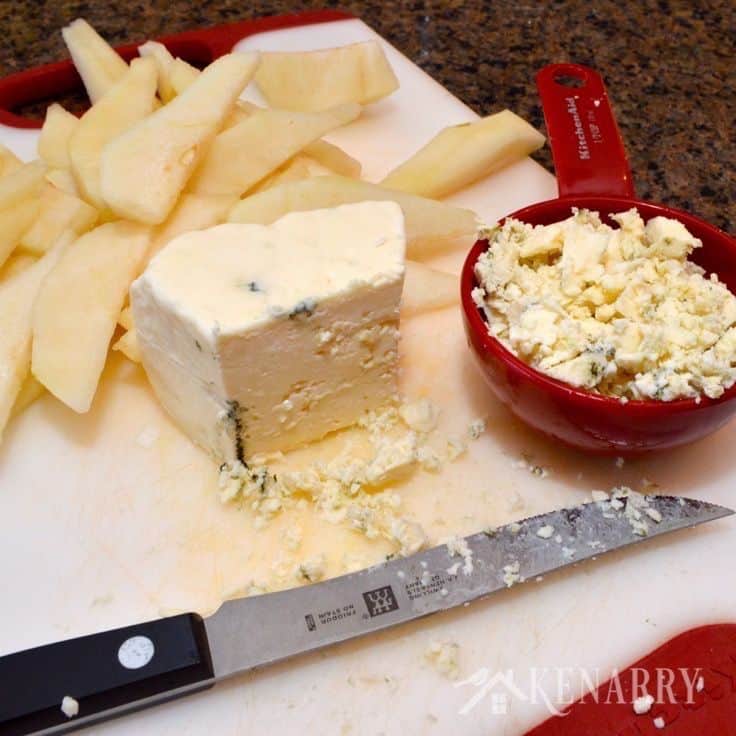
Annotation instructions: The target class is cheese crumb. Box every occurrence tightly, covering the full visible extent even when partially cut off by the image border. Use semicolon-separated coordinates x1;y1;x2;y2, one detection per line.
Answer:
468;418;486;439
61;696;79;719
653;716;665;729
399;398;439;433
633;693;654;714
445;536;474;575
425;640;460;679
536;525;555;539
296;554;326;583
502;561;521;587
474;208;736;401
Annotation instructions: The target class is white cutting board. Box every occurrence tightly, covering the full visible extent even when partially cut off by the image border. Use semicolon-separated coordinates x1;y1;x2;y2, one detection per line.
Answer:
1;18;735;736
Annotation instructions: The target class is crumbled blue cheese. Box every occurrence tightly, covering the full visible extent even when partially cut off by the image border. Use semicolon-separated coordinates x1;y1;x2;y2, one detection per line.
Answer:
468;418;486;439
536;524;555;539
653;716;665;729
445;536;474;575
295;554;326;583
61;696;79;719
474;208;736;401
424;640;460;680
446;561;462;576
502;561;521;587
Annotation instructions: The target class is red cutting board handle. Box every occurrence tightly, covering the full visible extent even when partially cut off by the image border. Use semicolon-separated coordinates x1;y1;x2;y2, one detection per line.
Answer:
526;623;736;735
0;9;353;129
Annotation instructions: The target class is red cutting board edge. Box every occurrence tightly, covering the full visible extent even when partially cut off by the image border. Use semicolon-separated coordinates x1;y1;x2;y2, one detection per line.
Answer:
527;623;736;735
0;9;734;735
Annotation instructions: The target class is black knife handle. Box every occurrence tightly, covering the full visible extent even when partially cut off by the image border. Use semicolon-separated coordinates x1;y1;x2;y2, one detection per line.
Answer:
0;613;214;735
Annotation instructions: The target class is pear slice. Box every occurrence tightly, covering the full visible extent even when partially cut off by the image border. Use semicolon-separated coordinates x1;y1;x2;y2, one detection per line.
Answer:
188;102;360;196
38;104;79;169
45;168;80;197
249;157;314;194
20;186;98;255
10;374;44;419
254;41;398;111
112;307;141;364
169;58;201;96
149;192;236;257
0;160;46;210
0;144;22;178
0;252;37;284
62;18;128;104
302;139;361;178
138;40;177;102
99;52;260;225
381;110;545;198
32;222;152;413
0;198;41;267
112;327;141;364
228;175;478;259
0;233;71;440
402;261;458;317
69;57;158;209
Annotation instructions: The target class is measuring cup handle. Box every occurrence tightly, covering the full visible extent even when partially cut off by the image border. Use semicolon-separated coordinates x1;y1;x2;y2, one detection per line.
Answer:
536;63;635;199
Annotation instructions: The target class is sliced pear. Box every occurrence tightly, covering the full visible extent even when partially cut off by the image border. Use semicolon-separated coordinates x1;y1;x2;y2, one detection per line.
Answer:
32;222;152;413
228;175;478;259
249;157;314;194
99;52;260;225
118;305;133;330
0;233;71;440
402;261;458;317
0;198;41;267
254;41;398;111
302;139;361;178
62;18;128;104
20;186;98;255
112;325;141;364
0;144;22;178
0;252;37;283
69;57;158;209
381;110;545;198
0;160;46;211
138;40;176;102
187;102;360;197
10;375;44;419
37;104;79;169
149;193;236;257
169;57;201;96
45;168;79;196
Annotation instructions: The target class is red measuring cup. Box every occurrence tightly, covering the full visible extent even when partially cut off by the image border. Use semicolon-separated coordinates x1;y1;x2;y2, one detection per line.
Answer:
461;63;736;455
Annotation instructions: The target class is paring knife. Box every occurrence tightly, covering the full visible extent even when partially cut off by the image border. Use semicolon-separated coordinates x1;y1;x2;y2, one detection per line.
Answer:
0;494;731;735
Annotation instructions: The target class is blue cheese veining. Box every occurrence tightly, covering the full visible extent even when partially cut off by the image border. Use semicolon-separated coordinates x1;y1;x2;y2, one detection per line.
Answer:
131;201;406;461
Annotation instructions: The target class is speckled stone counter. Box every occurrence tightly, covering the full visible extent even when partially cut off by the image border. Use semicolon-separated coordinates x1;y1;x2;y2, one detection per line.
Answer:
0;0;733;231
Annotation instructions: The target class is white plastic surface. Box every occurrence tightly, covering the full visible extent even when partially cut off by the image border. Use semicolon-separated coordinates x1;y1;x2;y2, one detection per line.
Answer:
1;18;734;736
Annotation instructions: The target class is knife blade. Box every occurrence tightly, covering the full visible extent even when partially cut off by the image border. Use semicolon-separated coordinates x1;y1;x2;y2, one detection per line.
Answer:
1;493;731;735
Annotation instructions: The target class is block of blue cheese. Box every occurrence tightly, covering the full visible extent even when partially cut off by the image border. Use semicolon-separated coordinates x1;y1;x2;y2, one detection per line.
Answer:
130;201;406;462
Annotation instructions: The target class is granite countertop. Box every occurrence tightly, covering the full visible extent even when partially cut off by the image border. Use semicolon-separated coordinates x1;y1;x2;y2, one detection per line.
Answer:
0;0;732;232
